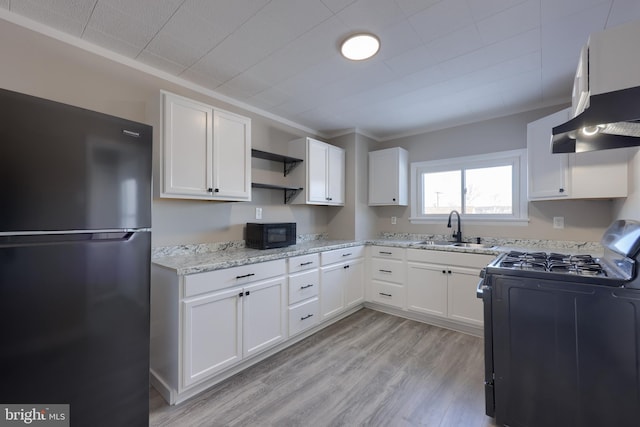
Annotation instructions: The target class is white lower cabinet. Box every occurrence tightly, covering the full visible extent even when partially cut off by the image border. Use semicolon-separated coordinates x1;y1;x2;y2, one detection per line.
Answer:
320;246;365;320
182;287;242;388
369;246;406;309
150;259;287;404
288;253;320;337
182;274;286;389
406;249;494;327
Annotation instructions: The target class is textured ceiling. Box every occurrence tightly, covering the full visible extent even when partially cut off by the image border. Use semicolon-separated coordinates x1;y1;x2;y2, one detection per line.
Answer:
2;0;640;140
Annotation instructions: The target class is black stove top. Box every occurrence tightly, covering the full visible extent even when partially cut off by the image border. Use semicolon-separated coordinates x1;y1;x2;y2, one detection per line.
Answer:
482;221;640;288
499;251;607;277
486;250;633;286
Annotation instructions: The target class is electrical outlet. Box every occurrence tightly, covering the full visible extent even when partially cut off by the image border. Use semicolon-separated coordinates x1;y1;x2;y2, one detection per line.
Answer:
391;216;397;225
553;216;564;229
256;207;262;220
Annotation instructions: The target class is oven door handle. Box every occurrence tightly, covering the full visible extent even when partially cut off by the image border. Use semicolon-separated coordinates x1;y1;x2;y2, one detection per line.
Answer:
477;278;486;298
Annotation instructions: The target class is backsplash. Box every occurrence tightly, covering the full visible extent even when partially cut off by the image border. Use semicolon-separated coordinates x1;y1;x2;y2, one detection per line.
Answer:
377;232;603;252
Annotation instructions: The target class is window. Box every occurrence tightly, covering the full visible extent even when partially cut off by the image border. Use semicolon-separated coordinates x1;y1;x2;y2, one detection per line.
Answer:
410;149;527;224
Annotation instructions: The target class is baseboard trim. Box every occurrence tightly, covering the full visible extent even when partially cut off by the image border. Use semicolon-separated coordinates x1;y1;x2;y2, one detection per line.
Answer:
363;302;483;337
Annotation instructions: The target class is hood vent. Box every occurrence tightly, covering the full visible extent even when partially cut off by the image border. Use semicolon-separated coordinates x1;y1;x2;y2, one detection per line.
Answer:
551;85;640;153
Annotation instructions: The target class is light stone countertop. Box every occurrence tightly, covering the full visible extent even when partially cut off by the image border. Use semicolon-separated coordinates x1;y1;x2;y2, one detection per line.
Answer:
153;235;603;276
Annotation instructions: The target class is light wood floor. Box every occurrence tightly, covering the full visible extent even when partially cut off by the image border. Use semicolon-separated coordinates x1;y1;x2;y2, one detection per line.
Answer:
150;308;497;427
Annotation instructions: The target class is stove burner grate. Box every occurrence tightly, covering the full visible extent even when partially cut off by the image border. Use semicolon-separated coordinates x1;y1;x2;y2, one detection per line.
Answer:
498;251;606;276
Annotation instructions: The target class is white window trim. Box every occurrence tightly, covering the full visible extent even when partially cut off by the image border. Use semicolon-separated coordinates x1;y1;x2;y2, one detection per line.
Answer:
409;149;529;226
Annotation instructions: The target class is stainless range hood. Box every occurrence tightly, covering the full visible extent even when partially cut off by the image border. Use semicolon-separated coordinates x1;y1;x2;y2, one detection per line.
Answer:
551;85;640;153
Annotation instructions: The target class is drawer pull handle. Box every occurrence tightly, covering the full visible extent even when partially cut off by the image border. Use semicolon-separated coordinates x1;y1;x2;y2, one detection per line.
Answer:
342;253;352;257
300;284;314;289
301;314;314;320
379;251;392;255
300;261;313;266
236;273;255;279
379;292;392;297
379;269;392;273
343;265;350;269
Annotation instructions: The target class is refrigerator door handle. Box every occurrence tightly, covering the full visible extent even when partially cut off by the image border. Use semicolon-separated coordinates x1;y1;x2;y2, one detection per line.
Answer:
0;231;145;246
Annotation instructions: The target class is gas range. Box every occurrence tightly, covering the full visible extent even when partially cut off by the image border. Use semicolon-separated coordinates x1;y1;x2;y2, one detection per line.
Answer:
485;248;634;287
478;220;640;426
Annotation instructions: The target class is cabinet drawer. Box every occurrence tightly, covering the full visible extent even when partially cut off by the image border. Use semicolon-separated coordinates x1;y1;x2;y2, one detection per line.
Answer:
288;269;319;304
321;246;364;265
288;253;320;273
184;259;286;297
288;297;319;336
371;246;404;260
406;249;495;269
371;258;405;283
370;280;405;309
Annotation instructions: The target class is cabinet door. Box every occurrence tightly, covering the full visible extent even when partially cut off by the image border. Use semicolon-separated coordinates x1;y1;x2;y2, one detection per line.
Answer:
327;145;345;205
213;110;251;200
182;287;241;388
407;263;447;317
369;148;406;206
307;139;328;203
162;93;212;197
344;258;364;309
447;266;483;326
243;276;286;358
320;263;346;320
527;108;570;200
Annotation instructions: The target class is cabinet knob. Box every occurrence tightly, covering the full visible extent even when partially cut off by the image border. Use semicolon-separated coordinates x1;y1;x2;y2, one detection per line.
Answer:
559;188;565;193
448;270;452;274
392;198;396;201
442;270;446;274
214;188;220;193
207;188;213;193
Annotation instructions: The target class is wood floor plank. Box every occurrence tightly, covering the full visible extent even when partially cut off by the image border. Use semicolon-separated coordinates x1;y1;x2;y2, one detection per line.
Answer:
150;308;497;427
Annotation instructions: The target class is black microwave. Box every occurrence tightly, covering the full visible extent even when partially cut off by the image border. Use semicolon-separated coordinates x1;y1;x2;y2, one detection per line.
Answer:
246;222;296;250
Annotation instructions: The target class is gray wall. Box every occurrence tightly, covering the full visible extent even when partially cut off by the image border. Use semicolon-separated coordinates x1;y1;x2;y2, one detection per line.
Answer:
1;18;620;246
0;18;328;247
372;108;615;242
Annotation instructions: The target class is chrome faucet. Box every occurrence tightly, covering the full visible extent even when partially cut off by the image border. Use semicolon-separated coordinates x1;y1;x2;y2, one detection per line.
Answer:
447;210;462;243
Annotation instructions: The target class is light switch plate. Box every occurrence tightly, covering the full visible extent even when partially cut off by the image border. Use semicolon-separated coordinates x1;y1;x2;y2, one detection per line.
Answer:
391;216;397;225
256;207;262;220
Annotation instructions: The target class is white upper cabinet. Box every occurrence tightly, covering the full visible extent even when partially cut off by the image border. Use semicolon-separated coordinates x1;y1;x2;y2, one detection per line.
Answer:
527;108;571;200
368;147;408;206
158;91;251;201
528;107;628;201
288;137;345;206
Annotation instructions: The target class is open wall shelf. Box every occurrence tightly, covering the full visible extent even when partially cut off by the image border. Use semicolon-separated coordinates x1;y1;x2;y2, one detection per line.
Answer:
251;149;304;203
251;183;303;204
251;149;302;176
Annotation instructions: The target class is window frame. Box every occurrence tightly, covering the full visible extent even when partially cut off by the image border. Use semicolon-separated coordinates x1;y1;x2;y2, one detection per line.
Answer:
409;149;528;225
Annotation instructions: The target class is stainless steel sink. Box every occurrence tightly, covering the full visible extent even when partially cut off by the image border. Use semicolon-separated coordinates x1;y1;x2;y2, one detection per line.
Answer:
417;240;454;246
450;242;495;249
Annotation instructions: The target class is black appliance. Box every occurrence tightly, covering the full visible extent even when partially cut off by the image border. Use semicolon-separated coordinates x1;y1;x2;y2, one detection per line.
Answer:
245;222;296;250
552;85;640;153
0;89;152;426
477;219;640;427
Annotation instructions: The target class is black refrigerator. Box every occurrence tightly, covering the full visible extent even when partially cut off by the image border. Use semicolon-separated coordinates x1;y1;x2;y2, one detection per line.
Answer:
0;89;152;426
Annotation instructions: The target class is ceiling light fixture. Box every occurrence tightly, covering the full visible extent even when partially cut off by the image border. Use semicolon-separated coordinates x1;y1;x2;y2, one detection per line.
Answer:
340;33;380;61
